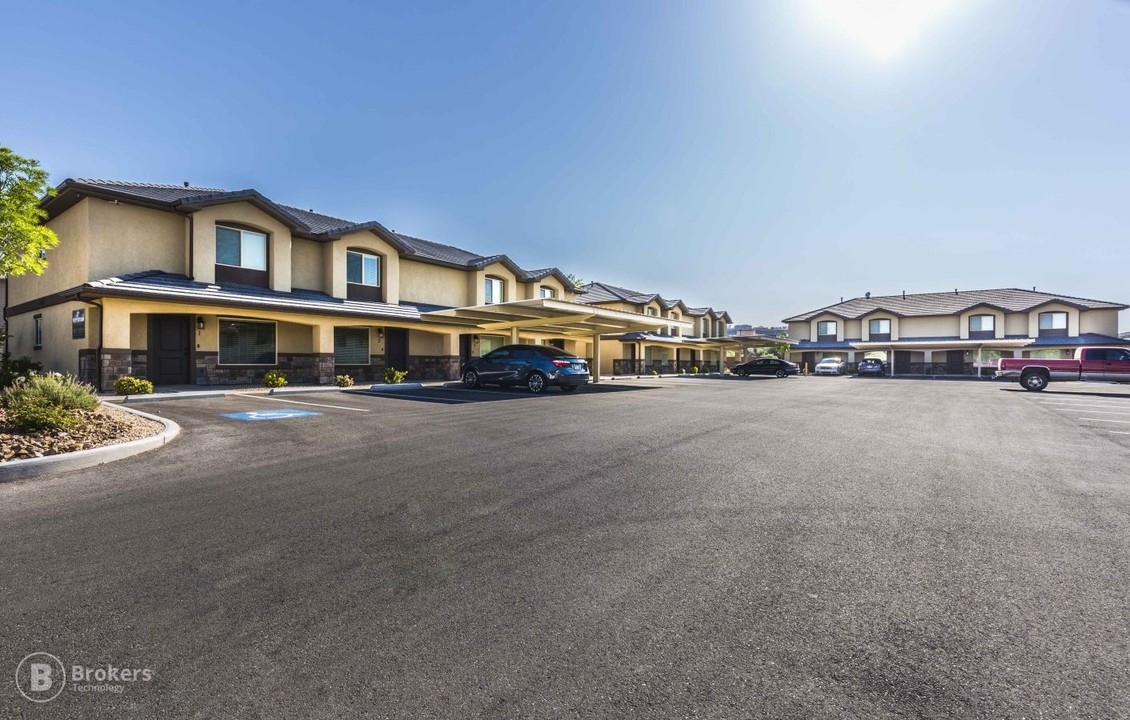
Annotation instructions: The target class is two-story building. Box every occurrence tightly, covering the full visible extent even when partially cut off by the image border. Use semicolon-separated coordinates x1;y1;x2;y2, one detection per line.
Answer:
576;282;733;375
4;179;695;390
784;288;1128;375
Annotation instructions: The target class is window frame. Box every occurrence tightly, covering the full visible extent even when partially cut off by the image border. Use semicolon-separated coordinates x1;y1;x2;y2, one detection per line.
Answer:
33;314;43;349
1038;311;1069;337
539;286;557;300
346;250;382;288
334;326;371;365
484;276;506;305
218;318;277;366
215;225;269;272
816;320;838;341
968;314;996;339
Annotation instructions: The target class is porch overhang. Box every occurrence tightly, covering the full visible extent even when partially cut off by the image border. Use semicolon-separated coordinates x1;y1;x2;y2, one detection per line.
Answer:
711;334;799;350
850;339;1033;350
419;299;693;337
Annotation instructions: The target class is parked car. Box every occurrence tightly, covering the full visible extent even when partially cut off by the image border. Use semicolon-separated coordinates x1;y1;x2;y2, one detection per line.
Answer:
995;346;1130;391
461;344;590;393
813;357;846;375
856;358;887;376
731;357;799;378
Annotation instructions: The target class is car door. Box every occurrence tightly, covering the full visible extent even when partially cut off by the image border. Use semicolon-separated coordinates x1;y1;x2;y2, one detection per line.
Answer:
502;348;535;384
478;349;509;381
1103;348;1130;382
1079;348;1107;381
752;359;773;376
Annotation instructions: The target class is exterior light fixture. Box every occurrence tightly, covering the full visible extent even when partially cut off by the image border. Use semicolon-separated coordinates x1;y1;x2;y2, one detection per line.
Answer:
197;316;206;331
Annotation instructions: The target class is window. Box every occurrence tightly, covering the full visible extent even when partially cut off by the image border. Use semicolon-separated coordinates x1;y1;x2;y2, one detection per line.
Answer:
485;277;505;304
869;319;891;334
219;319;276;365
216;226;267;271
539;286;556;299
969;314;995;339
816;320;837;341
1038;311;1068;337
334;327;370;365
346;251;381;287
645;307;657;316
479;334;506;355
33;314;42;349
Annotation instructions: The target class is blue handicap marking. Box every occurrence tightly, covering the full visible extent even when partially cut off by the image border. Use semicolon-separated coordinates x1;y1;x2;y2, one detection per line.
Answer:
222;409;322;422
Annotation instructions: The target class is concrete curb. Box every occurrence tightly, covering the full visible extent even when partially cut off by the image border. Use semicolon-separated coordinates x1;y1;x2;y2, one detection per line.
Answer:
0;403;181;483
366;383;426;392
108;385;347;404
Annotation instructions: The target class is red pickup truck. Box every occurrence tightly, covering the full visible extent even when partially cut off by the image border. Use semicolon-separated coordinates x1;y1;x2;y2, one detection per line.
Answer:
996;347;1130;391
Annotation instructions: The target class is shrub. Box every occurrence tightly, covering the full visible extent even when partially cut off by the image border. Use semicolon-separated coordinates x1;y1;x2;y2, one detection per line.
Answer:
383;367;408;384
2;373;99;432
334;374;355;388
649;369;659;376
262;370;288;388
0;356;43;388
113;376;154;395
690;366;699;375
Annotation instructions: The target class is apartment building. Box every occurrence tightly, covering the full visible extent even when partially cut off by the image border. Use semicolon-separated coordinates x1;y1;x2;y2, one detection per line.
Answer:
576;282;733;375
784;288;1128;375
5;179;701;390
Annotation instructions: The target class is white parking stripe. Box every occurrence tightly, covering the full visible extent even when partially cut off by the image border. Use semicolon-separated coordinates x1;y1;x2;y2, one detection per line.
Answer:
1042;401;1130;408
1111;431;1130;435
1079;417;1130;424
1072;410;1130;416
248;396;371;412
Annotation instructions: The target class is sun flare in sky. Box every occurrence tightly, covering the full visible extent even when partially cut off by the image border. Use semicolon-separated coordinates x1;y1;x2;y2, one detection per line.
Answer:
806;0;957;60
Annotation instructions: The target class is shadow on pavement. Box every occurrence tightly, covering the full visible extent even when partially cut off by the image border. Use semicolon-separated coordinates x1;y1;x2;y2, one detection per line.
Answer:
345;383;660;405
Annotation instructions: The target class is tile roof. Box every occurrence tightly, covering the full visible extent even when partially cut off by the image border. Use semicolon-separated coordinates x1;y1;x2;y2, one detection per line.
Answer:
1028;333;1129;346
784;288;1127;322
73;178;226;203
76;271;421;320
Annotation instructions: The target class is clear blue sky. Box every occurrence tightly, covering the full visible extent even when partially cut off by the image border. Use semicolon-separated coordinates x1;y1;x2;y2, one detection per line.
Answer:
3;1;1128;329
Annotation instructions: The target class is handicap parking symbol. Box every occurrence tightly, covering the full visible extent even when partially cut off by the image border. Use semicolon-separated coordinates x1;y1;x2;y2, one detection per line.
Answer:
222;409;322;422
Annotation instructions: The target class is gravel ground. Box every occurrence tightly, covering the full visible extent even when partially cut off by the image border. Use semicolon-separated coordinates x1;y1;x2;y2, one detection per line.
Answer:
0;404;163;461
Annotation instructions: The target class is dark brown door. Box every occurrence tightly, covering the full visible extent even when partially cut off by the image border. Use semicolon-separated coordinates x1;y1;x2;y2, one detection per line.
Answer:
802;352;816;368
149;315;192;385
895;351;912;375
385;328;409;372
460;334;474;365
946;350;965;375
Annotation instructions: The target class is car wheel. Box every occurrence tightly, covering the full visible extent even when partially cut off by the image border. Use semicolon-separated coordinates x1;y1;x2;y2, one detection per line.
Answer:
527;372;547;394
735;369;746;377
462;369;480;388
775;369;786;378
1021;371;1048;392
560;384;578;393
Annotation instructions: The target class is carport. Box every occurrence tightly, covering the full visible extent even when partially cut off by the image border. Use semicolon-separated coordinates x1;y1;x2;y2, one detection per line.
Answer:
709;334;799;370
420;299;693;382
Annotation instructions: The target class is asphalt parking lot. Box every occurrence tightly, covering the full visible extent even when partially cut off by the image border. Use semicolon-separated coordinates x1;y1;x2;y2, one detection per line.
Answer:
3;376;1129;718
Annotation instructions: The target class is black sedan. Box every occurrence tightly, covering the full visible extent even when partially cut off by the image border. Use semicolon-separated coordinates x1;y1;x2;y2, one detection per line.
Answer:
461;344;590;393
731;357;799;378
856;358;887;376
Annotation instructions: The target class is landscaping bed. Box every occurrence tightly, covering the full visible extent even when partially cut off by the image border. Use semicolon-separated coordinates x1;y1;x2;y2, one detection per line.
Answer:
0;404;164;462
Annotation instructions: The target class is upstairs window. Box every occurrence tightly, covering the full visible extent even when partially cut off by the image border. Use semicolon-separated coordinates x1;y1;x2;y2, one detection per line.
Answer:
1038;311;1068;337
539;286;556;299
216;226;267;271
816;320;837;342
969;314;995;339
645;307;657;316
485;276;505;304
216;225;268;287
346;251;381;287
869;318;891;341
346;250;383;301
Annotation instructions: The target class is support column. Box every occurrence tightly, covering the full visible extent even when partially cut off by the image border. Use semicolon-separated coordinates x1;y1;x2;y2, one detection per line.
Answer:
591;332;602;384
311;324;336;385
977;345;984;379
890;346;895;377
511;325;520;344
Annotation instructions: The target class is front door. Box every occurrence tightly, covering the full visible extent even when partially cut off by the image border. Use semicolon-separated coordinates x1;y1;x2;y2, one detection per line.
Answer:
460;334;474;366
945;350;965;375
895;350;912;375
385;328;409;373
149;315;192;385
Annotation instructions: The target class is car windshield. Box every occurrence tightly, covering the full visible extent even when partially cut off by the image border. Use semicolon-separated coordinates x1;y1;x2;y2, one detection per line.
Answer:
818;359;840;364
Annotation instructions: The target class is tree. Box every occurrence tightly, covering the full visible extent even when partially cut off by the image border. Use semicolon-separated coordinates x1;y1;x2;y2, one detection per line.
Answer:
0;147;58;276
565;272;584;288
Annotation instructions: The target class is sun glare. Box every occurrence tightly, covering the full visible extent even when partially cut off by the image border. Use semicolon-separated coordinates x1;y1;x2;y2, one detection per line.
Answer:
808;0;955;60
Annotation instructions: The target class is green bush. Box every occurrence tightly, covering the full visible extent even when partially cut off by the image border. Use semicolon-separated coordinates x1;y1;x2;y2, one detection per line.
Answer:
2;372;99;432
0;356;43;388
262;370;288;388
649;369;659;376
383;367;408;384
113;376;154;395
334;374;355;387
690;366;699;375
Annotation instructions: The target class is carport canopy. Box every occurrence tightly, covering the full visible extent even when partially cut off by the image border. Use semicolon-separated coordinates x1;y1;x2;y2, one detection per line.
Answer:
710;334;799;350
420;299;695;382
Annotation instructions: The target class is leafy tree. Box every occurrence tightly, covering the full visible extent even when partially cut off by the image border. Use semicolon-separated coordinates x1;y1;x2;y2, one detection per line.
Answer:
0;147;58;276
565;272;584;288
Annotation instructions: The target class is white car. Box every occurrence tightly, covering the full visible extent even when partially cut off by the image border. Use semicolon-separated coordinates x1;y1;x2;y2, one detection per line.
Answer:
813;358;846;375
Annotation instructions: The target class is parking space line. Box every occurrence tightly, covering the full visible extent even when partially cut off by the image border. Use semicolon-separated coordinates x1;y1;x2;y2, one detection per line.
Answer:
1079;417;1130;424
247;396;371;412
1041;401;1130;408
1111;431;1130;435
1071;410;1130;416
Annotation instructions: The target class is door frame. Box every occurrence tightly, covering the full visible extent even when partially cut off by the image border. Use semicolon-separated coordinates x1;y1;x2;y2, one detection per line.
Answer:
147;314;193;385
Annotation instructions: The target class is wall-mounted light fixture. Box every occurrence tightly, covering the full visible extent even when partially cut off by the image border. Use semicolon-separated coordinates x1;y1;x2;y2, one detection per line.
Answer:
197;316;206;331
377;328;384;339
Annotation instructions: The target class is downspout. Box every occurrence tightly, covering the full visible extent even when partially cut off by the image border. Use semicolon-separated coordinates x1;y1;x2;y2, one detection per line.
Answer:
187;213;194;280
89;298;104;391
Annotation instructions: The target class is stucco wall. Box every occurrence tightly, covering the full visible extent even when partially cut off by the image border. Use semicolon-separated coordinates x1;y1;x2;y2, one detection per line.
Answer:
291;238;324;291
399;260;469;308
7;301;98;374
1080;308;1119;337
87;200;186;280
1004;313;1029;337
10;198;92;305
899;316;961;338
190;201;294;290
